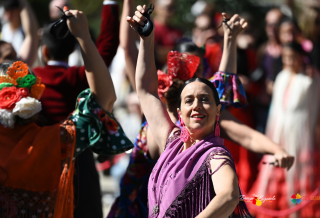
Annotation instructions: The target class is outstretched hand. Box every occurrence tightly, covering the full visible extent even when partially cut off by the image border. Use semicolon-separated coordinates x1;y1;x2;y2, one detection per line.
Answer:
222;13;248;40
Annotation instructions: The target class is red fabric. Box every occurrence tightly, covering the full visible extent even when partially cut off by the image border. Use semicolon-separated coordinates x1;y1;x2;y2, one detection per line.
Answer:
0;123;60;191
96;4;119;67
33;4;119;125
167;51;200;81
248;152;320;218
154;21;182;47
157;70;173;98
204;43;222;78
33;65;88;124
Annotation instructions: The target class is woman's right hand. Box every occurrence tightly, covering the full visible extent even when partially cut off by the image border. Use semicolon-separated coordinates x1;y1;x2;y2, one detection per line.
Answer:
127;4;154;39
273;148;295;170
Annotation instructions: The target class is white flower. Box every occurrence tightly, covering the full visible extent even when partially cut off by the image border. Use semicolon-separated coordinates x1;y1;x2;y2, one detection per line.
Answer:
13;97;42;119
0;109;15;128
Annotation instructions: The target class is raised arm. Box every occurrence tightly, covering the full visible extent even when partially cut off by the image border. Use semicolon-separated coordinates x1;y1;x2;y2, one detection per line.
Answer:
96;0;120;67
120;0;139;91
220;110;295;170
66;10;116;112
128;5;175;150
218;13;247;74
18;0;39;66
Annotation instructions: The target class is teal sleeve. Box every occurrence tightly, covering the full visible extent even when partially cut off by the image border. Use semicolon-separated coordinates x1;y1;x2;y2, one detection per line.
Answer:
70;89;133;157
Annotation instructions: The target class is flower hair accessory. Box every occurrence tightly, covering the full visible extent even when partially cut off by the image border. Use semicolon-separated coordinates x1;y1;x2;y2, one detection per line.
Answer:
167;51;200;81
157;51;200;99
0;61;45;128
157;70;173;98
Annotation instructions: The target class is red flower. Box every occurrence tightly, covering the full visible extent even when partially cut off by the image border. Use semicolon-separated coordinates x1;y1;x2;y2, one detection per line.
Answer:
157;70;173;98
0;87;29;110
94;108;107;121
104;115;120;135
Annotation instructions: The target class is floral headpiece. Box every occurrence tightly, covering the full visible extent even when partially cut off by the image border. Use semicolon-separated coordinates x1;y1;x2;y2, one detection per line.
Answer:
0;61;45;128
158;51;200;98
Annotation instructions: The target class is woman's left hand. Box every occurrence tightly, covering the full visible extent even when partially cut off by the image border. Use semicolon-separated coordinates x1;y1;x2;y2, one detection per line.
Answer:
273;149;295;170
127;4;154;40
222;13;248;40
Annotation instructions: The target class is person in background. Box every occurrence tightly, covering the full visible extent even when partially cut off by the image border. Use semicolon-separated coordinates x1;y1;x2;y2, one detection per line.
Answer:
250;42;320;218
1;0;24;53
153;0;183;69
299;6;320;72
253;8;283;134
269;16;301;85
0;0;38;66
193;13;222;78
107;1;294;216
49;0;84;67
0;7;132;217
33;1;119;217
193;12;261;193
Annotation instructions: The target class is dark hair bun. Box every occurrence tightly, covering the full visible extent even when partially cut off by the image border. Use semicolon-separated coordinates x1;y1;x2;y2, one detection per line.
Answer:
164;79;185;107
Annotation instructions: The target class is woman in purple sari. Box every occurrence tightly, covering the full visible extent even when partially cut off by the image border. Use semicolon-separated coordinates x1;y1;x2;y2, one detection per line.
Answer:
128;6;252;217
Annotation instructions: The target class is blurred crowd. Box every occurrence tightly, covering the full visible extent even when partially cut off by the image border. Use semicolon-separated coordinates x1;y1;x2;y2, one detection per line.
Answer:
1;0;320;217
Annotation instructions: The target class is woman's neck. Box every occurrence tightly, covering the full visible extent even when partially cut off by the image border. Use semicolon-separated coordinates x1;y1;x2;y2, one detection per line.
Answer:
285;67;302;75
182;129;213;152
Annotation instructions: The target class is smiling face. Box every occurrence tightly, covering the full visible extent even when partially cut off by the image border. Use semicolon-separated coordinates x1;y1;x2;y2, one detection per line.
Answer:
178;81;221;139
279;22;298;45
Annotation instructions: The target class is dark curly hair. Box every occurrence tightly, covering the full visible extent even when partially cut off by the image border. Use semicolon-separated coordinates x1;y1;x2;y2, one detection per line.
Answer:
164;78;185;110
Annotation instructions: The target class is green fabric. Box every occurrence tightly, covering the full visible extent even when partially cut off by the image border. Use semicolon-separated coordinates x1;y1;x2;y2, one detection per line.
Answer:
16;75;37;89
70;89;133;157
0;83;14;90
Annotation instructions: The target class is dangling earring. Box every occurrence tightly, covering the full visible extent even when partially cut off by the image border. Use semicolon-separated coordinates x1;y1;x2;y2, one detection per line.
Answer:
179;115;190;142
215;115;220;137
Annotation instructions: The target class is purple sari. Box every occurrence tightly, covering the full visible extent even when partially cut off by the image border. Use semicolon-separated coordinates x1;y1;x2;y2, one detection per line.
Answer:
148;130;251;218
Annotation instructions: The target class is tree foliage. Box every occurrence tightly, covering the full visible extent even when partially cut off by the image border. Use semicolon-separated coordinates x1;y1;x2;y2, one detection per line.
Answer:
28;0;270;39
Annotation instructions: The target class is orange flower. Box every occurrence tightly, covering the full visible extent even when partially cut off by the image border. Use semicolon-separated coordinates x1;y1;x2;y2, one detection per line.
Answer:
7;61;29;80
30;84;46;100
0;75;17;86
34;77;42;84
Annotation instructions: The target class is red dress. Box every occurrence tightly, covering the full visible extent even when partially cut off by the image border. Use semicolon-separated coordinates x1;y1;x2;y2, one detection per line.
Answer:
33;3;119;124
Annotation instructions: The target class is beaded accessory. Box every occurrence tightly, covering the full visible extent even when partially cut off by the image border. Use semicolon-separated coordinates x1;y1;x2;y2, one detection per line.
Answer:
179;115;190;142
0;61;45;128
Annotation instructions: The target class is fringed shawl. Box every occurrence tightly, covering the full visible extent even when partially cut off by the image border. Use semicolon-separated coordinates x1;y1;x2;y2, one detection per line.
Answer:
148;131;251;218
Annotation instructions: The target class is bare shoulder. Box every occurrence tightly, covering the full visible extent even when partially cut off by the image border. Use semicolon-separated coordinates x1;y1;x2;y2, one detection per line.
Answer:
209;155;233;173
